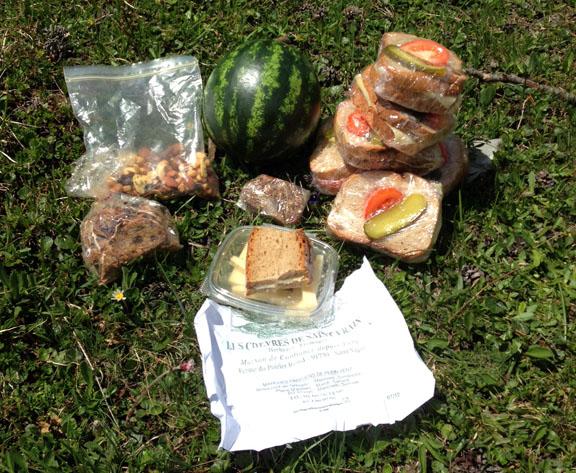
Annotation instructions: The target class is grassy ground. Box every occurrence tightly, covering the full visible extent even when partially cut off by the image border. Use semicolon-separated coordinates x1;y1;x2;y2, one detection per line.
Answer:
1;0;575;471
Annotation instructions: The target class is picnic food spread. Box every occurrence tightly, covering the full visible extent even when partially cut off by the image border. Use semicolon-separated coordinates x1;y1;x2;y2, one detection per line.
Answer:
65;31;469;321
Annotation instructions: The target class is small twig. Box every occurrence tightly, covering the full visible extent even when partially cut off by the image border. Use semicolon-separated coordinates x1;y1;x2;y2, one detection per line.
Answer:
133;434;163;456
1;149;16;163
0;325;22;334
516;95;532;130
188;241;209;249
465;67;576;105
0;319;46;334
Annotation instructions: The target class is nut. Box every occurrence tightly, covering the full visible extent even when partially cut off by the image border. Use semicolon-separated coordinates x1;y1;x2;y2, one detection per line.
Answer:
155;160;170;180
108;182;123;193
132;175;148;194
163;176;179;189
198;156;206;180
121;166;138;175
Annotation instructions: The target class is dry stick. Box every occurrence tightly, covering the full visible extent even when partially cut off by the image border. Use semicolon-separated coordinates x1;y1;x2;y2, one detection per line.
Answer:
465;67;576;105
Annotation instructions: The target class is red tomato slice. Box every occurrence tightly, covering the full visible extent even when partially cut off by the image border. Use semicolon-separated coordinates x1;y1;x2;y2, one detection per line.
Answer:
364;187;404;219
439;142;449;165
400;39;449;67
347;111;371;137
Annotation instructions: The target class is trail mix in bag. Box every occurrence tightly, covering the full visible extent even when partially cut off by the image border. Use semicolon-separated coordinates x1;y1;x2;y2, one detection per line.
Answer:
80;193;182;284
64;56;219;200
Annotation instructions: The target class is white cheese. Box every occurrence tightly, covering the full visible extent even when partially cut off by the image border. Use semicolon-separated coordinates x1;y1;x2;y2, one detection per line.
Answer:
227;244;323;312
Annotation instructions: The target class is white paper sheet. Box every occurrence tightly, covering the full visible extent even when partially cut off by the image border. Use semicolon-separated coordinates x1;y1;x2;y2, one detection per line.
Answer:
194;257;435;451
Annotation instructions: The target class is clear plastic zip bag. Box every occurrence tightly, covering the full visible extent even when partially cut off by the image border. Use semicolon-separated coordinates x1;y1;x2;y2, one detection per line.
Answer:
81;193;182;285
64;56;219;200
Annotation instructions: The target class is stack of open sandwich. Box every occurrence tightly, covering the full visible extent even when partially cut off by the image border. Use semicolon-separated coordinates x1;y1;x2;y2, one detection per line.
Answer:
310;32;469;262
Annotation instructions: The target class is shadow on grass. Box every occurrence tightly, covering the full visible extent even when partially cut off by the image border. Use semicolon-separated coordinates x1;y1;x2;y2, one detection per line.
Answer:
227;397;439;472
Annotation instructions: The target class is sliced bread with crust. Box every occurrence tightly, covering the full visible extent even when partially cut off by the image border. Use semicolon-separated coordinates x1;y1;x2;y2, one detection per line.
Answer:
245;227;311;294
350;65;455;156
309;117;360;195
335;99;445;174
374;32;466;114
327;172;443;262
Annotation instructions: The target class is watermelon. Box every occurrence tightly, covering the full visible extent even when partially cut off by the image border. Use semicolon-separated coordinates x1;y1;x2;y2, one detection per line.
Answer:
203;39;321;163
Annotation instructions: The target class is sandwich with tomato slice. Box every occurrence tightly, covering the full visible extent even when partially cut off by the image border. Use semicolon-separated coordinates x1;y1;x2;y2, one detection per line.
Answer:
350;65;455;156
327;171;443;262
310;110;468;196
374;32;467;114
334;99;446;174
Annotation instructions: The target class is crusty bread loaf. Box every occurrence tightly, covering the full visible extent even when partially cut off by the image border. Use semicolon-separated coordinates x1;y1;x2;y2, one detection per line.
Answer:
374;32;467;114
327;172;443;262
245;227;311;294
349;66;455;156
425;135;469;194
334;100;445;174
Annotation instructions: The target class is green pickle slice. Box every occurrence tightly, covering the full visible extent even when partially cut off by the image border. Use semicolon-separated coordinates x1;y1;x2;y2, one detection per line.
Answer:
364;193;427;240
383;45;446;75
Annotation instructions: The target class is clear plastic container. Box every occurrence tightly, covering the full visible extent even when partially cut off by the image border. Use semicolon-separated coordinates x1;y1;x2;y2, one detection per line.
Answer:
201;225;339;327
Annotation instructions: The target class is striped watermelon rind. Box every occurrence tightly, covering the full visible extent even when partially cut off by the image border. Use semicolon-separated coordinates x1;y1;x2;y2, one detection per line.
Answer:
203;39;321;163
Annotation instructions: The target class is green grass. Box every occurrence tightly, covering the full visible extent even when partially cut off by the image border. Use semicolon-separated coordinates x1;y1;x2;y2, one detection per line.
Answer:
1;0;575;471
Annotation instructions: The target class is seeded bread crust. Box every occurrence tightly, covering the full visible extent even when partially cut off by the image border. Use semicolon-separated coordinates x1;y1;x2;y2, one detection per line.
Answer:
245;227;311;294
